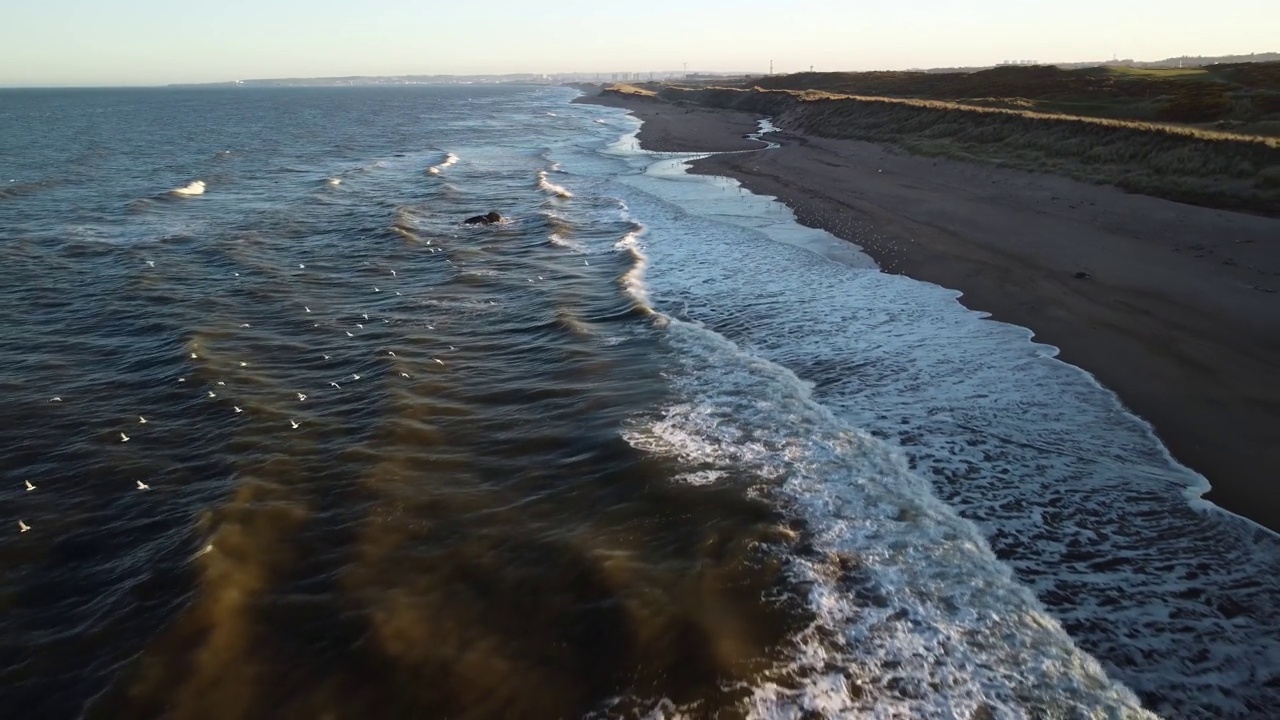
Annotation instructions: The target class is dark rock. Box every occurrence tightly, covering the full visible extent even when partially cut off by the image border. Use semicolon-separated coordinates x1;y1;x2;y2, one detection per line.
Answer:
464;211;502;225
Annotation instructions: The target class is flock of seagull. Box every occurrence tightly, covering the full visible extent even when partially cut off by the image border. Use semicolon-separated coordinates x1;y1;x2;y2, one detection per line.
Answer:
16;259;460;536
14;152;591;537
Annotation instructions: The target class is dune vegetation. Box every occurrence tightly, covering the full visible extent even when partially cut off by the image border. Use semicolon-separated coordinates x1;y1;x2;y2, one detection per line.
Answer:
606;64;1280;215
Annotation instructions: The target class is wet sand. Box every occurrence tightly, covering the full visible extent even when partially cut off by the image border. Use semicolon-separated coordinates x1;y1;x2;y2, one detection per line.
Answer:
574;90;1280;533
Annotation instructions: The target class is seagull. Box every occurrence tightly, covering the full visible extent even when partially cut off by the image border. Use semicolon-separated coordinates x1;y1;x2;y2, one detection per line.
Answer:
391;270;397;276
299;263;306;269
346;331;354;337
351;373;361;380
373;287;380;292
192;543;214;559
120;432;130;442
234;406;243;413
305;306;312;313
383;318;390;323
322;354;330;360
233;272;240;277
49;397;61;402
289;419;300;429
297;393;307;401
356;323;363;329
24;480;35;491
433;358;445;366
178;378;186;383
216;381;225;386
136;480;150;491
190;352;198;359
207;391;217;398
400;372;410;378
18;520;30;533
449;345;456;350
239;361;247;367
387;351;396;357
239;323;250;328
395;292;402;296
363;313;369;320
146;260;155;267
585;260;589;265
138;416;147;424
329;382;341;389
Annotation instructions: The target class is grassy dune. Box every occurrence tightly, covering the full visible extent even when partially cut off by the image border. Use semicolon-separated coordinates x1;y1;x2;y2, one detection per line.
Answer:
632;83;1280;215
751;63;1280;137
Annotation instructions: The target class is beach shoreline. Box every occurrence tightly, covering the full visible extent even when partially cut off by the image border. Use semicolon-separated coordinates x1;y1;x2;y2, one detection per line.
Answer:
573;89;1280;533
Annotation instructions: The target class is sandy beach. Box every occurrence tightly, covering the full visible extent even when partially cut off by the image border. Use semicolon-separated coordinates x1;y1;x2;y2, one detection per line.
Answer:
574;90;1280;533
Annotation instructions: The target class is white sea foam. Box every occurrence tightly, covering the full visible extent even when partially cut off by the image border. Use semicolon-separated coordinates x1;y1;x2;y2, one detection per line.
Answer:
170;180;205;196
537;169;573;198
623;318;1158;718
427;152;459;175
573;107;1280;718
326;177;341;186
614;230;650;311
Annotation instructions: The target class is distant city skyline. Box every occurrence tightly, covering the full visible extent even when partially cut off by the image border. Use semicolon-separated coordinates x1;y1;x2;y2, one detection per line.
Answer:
2;0;1276;87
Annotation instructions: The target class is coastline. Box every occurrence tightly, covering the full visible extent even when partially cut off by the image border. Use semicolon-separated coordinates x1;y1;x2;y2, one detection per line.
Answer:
574;90;1280;533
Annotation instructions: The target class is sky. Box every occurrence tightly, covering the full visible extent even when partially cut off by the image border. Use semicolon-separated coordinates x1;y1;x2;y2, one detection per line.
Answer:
1;0;1276;86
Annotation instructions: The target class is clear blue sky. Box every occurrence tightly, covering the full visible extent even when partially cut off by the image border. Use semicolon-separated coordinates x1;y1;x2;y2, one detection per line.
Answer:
1;0;1275;86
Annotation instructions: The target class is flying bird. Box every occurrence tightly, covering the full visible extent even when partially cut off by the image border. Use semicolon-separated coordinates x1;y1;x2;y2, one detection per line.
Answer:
400;372;410;378
390;270;396;276
306;306;312;313
346;331;354;337
297;393;307;401
146;260;155;267
299;263;306;269
289;419;300;429
356;323;363;329
387;351;396;357
351;373;361;380
239;323;250;328
18;520;30;533
433;358;445;366
49;397;61;402
239;361;248;367
138;416;147;424
208;391;217;398
190;352;198;359
136;480;150;491
178;378;186;383
322;354;330;360
363;313;369;320
24;480;35;492
330;382;341;389
234;406;243;413
120;432;130;442
373;287;380;292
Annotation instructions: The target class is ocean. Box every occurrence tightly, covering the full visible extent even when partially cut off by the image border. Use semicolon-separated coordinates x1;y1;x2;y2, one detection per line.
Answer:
0;85;1277;719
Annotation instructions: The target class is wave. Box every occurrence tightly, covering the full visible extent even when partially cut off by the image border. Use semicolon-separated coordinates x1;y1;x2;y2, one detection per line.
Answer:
622;317;1156;718
0;179;56;201
427;152;459;175
614;229;650;312
170;180;206;197
536;170;573;198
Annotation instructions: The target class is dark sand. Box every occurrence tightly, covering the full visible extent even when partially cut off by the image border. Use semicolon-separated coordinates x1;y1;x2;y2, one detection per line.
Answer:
575;90;1280;533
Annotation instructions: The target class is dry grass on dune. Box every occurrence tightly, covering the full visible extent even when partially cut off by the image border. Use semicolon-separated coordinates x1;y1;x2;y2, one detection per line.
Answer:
643;85;1280;215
